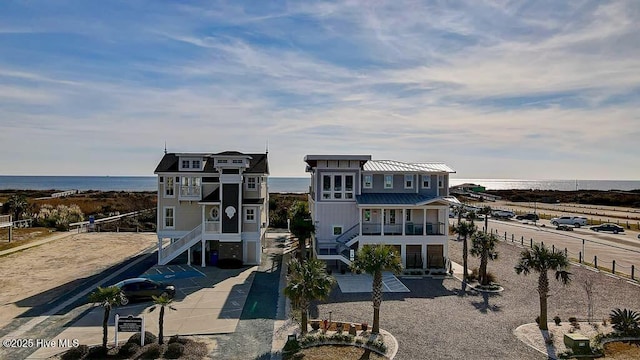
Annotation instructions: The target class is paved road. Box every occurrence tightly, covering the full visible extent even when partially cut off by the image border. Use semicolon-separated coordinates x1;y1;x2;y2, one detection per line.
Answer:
453;218;640;278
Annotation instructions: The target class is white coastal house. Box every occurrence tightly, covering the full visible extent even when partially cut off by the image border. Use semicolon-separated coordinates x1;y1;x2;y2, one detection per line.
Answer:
154;151;269;267
304;155;460;271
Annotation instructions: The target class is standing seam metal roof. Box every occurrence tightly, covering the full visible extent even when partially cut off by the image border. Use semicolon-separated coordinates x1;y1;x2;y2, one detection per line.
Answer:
363;160;455;173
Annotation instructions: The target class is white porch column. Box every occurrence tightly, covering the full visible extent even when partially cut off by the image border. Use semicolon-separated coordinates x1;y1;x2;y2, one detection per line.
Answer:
201;239;206;268
422;244;428;269
402;209;406;236
157;236;162;264
401;244;406;269
423;208;427;236
380;208;384;236
359;208;363;236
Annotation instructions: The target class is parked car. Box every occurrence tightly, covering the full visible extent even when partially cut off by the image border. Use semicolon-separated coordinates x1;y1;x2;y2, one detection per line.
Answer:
556;224;574;231
516;213;539;221
590;223;625;234
550;216;587;228
492;210;515;219
113;278;176;305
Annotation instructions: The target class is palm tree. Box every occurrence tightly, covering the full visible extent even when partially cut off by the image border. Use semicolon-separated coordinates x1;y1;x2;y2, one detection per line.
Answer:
479;206;492;234
6;194;28;220
453;219;476;291
351;244;403;334
88;286;125;349
470;232;499;285
284;258;335;335
515;244;571;330
288;201;315;261
149;294;176;345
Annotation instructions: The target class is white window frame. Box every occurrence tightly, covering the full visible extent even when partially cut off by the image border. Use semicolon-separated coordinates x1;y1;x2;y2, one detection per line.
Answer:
333;225;343;236
364;209;371;222
164;176;175;197
246;176;257;191
404;175;413;189
384;175;393;189
422;175;431;189
232;159;243;164
192;160;201;169
438;175;444;188
363;174;373;189
406;209;412;222
181;160;190;169
217;159;228;164
321;173;354;200
244;208;256;223
164;206;175;229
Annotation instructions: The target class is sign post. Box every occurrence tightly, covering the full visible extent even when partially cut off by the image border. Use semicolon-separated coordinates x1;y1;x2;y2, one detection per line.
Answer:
115;314;145;346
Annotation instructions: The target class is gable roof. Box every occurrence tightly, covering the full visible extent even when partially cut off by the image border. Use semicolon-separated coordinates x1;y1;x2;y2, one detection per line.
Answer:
154;152;269;174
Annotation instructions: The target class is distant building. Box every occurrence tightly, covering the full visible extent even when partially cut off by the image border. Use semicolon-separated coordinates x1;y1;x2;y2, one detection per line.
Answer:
154;151;269;267
304;155;460;271
451;183;486;193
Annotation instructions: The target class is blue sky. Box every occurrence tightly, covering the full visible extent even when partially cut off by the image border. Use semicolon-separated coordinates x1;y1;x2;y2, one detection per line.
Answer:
1;0;639;179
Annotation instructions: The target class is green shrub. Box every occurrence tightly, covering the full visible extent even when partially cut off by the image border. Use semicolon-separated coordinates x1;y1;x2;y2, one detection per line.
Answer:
335;321;343;333
554;316;561;326
61;344;89;360
127;331;157;345
85;346;108;359
164;342;185;359
118;342;141;357
610;308;640;335
168;335;191;345
283;338;301;353
139;343;163;359
558;350;573;359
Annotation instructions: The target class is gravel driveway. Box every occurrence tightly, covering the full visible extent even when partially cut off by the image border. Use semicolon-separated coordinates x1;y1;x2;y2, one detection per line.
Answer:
310;238;640;360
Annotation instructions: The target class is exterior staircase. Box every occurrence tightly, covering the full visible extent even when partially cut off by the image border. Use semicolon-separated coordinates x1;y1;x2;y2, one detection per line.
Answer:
159;224;202;265
336;223;360;247
315;223;361;266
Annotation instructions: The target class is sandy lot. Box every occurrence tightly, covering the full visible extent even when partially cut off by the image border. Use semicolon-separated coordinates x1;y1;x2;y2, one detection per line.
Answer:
0;232;157;330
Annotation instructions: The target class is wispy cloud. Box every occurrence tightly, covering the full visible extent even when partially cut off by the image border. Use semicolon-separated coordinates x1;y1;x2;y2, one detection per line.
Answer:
0;0;638;178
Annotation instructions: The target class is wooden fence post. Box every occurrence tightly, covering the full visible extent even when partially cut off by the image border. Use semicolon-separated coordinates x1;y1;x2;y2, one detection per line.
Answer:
594;256;598;269
612;260;616;275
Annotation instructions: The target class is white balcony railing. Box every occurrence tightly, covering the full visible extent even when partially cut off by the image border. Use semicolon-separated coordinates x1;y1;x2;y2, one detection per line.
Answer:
205;221;220;233
179;186;201;199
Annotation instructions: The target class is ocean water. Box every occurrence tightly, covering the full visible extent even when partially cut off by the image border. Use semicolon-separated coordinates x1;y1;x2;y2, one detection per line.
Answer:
0;176;638;193
0;176;310;193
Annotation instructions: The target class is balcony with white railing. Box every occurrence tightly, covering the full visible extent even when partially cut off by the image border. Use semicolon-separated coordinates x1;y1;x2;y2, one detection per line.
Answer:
361;222;446;236
179;185;202;200
204;221;220;234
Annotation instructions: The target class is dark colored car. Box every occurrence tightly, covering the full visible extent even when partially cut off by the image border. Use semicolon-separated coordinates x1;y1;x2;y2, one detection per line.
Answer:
113;278;176;305
516;213;539;221
590;223;625;234
556;224;574;231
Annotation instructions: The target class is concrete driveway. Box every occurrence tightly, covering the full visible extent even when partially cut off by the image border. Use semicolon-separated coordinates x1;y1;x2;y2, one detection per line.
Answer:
28;264;257;359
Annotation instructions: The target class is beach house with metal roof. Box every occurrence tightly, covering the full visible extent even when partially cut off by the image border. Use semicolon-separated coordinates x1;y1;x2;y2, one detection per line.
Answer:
304;155;459;271
154;151;269;266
